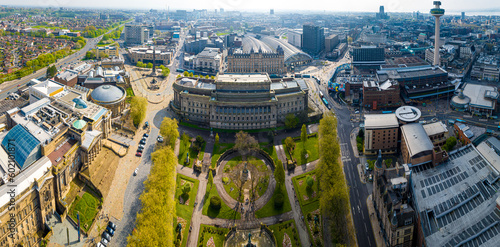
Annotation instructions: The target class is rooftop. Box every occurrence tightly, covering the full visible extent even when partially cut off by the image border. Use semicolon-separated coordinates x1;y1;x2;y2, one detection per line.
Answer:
217;74;270;83
462;83;498;109
423;121;448;137
395;106;422;122
412;145;500;247
400;123;434;158
364;114;399;129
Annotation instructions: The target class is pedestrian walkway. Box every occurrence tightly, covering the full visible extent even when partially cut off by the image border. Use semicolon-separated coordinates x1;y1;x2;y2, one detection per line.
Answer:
109;134;135;147
366;195;386;247
48;213;88;247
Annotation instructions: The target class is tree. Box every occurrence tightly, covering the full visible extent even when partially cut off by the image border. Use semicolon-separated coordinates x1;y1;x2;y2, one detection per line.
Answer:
443;136;457;151
159;117;179;148
284;137;295;154
208;170;214;188
301;124;307;145
129;97;148;127
127;146;177;246
274;193;284;209
146;62;153;68
183;71;189;76
98;51;109;59
193;135;205;153
215;133;219;146
161;66;170;77
46;65;57;78
210;196;221;210
274;160;285;191
234;131;258;159
284;113;298;129
188;72;194;77
136;61;144;68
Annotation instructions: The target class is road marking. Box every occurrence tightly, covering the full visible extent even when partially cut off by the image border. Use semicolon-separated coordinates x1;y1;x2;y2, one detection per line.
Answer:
364;222;368;232
352;207;355;215
368;236;372;246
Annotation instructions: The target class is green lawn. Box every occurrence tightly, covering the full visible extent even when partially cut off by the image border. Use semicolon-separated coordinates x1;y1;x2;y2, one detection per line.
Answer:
269;220;302;247
126;87;135;97
260;142;279;163
223;179;242;202
69;192;101;232
282;135;319;165
256;175;269;197
292;171;322;245
255;186;291;218
198;225;229;247
292;170;319;207
202;182;241;220
174;175;199;247
178;134;205;168
211;143;235;168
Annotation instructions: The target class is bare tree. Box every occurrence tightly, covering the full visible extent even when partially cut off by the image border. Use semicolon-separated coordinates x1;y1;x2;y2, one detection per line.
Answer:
234;131;258;160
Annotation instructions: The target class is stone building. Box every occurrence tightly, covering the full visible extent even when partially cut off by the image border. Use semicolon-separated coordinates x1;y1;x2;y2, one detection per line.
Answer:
227;47;286;74
363;79;401;110
171;73;308;130
128;47;172;65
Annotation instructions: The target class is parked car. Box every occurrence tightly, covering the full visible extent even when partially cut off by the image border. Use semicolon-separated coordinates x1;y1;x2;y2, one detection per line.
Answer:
108;221;117;231
134;168;139;176
137;146;144;152
106;226;115;236
138;144;145;149
102;232;111;242
136;151;142;157
100;238;108;246
157;136;164;143
139;139;146;145
365;163;370;171
354;110;360;114
143;133;149;138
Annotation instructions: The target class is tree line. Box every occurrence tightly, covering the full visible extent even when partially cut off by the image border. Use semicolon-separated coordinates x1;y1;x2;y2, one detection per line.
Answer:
128;117;179;246
317;112;355;246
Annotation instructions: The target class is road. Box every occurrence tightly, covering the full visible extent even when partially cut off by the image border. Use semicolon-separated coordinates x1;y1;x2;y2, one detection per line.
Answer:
315;76;375;247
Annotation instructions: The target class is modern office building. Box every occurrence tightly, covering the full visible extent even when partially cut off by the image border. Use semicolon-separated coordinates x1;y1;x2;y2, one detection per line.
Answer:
302;24;324;55
364;114;400;155
352;46;385;67
171;73;308;130
324;34;340;53
125;23;147;45
288;29;302;48
411;144;500;247
227;46;285;74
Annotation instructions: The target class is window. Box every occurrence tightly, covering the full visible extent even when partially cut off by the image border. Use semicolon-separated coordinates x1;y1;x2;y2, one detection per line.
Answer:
405;218;413;226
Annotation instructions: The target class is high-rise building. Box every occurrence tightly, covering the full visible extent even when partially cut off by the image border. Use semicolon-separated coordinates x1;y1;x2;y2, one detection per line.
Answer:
461;12;465;19
220;8;224;14
270;9;274;15
302;24;324;55
377;6;388;19
125;23;147;45
430;1;445;67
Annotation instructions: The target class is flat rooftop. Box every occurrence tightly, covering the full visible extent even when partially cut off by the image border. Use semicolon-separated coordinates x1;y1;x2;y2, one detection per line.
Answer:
364;114;399;129
395;106;421;122
462;83;498;109
423;121;448;137
412;145;500;247
217;74;270;83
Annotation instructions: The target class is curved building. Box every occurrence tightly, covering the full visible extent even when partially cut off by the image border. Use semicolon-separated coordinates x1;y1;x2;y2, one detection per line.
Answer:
171;74;309;130
395;106;421;124
260;36;312;67
450;89;470;111
241;36;273;53
90;85;126;117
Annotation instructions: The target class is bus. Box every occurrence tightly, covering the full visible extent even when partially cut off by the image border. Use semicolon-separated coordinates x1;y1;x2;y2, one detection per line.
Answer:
176;68;184;73
322;98;329;108
302;74;311;78
456;119;466;123
447;119;455;125
382;111;393;114
187;70;195;74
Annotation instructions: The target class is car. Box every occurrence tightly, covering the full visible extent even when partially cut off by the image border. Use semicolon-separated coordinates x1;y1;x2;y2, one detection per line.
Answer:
100;238;108;246
136;151;142;157
96;242;106;247
365;163;370;171
106;226;115;236
354;110;360;114
137;146;144;152
139;139;146;145
143;133;149;138
102;232;111;242
138;144;145;149
134;168;139;176
157;137;164;143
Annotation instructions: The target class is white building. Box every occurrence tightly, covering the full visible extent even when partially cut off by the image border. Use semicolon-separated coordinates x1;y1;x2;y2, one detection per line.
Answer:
194;47;222;73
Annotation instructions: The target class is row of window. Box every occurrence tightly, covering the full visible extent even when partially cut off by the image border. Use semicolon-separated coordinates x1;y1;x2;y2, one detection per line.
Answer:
215;106;271;114
212;115;274;121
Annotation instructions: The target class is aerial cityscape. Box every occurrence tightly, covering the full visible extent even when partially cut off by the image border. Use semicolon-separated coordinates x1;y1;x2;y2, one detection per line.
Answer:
1;1;500;247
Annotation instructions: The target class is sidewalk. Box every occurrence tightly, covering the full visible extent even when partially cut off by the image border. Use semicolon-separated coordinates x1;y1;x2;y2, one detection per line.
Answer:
366;195;386;247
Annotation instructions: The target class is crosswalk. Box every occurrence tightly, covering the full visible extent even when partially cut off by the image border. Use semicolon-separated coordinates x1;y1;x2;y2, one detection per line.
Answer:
340;143;351;162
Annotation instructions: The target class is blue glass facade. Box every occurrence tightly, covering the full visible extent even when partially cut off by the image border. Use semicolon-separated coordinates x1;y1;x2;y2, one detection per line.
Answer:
1;125;42;170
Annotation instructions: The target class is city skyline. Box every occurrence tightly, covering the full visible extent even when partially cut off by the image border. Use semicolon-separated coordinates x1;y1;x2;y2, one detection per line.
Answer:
3;0;500;14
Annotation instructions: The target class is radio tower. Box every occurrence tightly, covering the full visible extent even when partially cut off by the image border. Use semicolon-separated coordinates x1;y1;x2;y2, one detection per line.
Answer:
430;1;445;67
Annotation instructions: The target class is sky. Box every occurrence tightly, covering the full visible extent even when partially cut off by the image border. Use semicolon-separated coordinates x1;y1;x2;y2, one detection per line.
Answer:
4;0;500;14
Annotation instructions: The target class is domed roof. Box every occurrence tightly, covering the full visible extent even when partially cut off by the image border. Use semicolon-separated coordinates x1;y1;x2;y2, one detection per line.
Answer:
90;85;125;103
73;119;86;129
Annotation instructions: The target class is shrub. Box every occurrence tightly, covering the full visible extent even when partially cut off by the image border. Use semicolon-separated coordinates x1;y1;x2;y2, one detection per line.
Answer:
182;184;191;195
274;193;284;209
306;176;314;188
222;177;230;184
210;196;221;210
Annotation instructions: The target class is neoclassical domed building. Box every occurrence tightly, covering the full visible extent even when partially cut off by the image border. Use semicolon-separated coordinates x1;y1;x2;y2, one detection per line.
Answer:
90;85;126;117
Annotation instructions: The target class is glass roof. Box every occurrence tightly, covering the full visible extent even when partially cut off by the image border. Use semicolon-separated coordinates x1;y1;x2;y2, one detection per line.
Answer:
1;125;42;170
